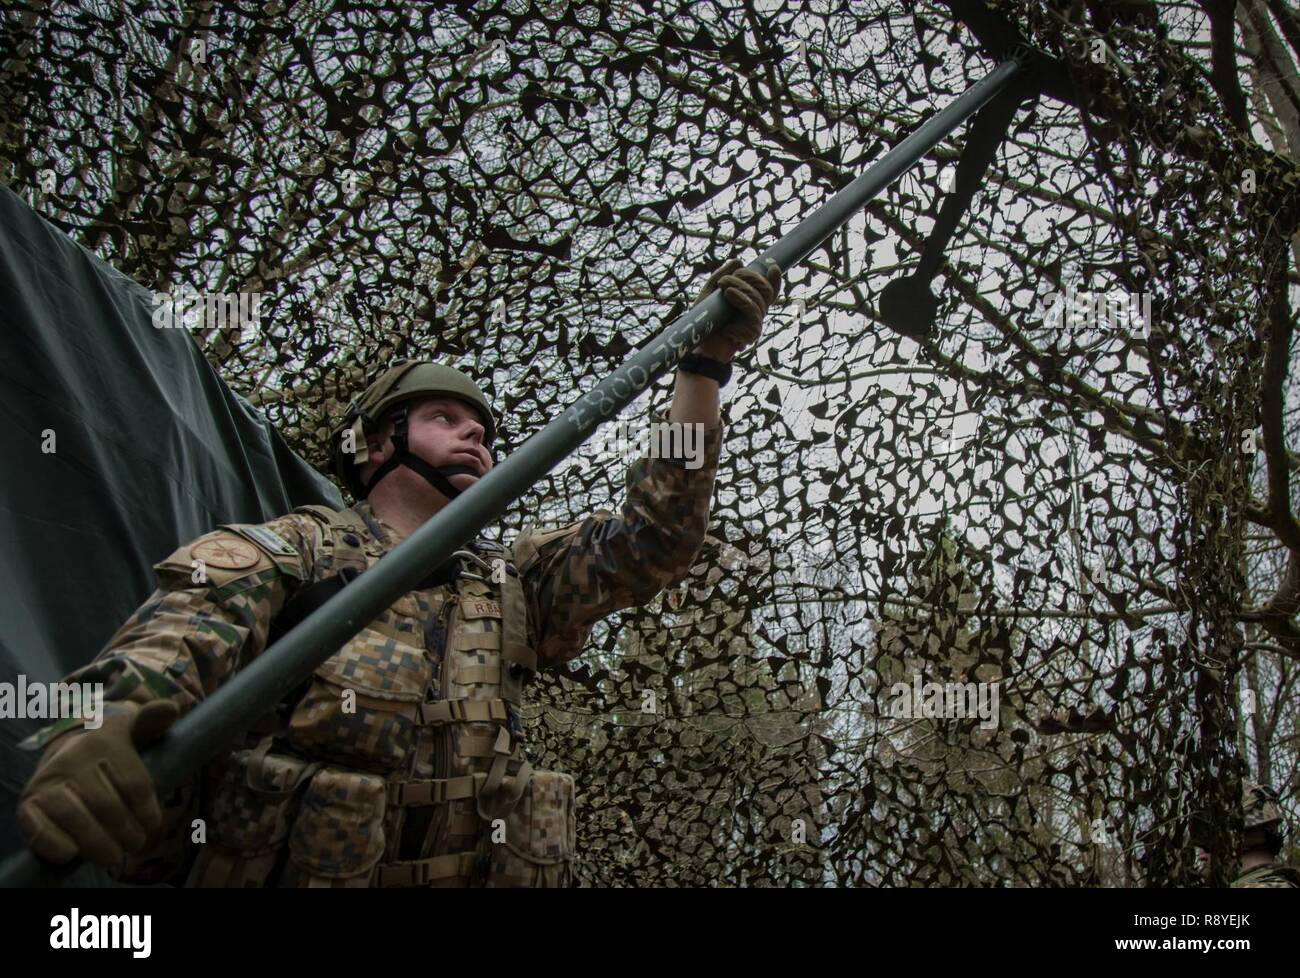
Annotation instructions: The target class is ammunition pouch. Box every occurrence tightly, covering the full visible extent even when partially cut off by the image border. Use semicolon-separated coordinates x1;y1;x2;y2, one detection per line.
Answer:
284;766;388;887
482;768;576;887
286;602;430;773
187;745;318;887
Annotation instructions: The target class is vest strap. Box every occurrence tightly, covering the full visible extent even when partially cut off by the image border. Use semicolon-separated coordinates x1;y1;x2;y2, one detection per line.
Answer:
270;506;371;645
387;772;486;807
417;698;509;725
477;727;533;821
375;851;479;887
455;664;501;685
456;734;500;759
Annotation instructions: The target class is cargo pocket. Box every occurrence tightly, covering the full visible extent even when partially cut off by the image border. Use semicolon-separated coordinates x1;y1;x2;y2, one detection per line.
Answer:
483;769;576;888
288;619;429;771
187;748;315;887
286;767;387;887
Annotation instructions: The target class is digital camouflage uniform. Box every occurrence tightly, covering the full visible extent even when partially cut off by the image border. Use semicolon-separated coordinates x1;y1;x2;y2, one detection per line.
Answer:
1230;863;1300;888
22;409;722;887
1229;781;1298;889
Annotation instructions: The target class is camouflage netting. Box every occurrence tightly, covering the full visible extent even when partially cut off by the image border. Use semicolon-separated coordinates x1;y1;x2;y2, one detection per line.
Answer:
5;0;1300;886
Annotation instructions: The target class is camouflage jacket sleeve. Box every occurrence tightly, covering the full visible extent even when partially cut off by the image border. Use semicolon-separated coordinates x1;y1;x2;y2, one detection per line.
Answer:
17;512;324;882
511;408;723;670
20;512;323;751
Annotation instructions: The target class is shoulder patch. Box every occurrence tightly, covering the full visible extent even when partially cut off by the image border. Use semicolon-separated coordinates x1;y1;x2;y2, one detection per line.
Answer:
192;537;260;570
233;525;299;557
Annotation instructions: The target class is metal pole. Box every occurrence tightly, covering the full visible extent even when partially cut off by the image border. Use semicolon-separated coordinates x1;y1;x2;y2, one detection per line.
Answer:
1;55;1022;887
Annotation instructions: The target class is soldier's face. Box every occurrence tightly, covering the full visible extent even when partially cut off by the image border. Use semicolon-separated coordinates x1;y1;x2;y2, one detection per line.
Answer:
1195;847;1210;881
407;396;494;490
367;396;494;501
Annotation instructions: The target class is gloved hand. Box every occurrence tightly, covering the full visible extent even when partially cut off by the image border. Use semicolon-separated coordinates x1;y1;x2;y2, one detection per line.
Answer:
690;257;783;362
17;699;180;867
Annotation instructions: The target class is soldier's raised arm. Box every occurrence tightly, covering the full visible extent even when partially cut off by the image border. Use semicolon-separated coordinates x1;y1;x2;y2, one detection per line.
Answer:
513;258;781;669
513;409;725;670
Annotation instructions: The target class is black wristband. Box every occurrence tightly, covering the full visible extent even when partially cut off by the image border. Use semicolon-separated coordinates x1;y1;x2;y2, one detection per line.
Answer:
677;353;733;388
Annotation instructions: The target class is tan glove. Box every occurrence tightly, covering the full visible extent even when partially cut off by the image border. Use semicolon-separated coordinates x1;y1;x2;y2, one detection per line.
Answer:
17;699;179;867
691;257;783;361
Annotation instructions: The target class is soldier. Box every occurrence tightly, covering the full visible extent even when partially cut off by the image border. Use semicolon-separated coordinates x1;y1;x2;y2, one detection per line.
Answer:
1192;778;1299;888
15;258;781;887
1228;780;1298;888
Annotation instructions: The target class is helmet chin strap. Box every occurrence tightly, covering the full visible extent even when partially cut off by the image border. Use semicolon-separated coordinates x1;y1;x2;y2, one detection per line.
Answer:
361;404;480;501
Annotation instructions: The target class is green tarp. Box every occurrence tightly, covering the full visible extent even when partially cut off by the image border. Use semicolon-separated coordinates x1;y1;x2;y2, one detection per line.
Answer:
0;183;342;875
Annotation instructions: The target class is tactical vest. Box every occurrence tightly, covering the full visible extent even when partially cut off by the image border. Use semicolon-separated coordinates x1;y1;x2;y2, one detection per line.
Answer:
185;505;575;887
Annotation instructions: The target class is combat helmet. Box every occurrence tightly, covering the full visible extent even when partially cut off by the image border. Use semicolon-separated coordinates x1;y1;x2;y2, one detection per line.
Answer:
333;360;497;500
1242;780;1286;853
1191;777;1287;853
